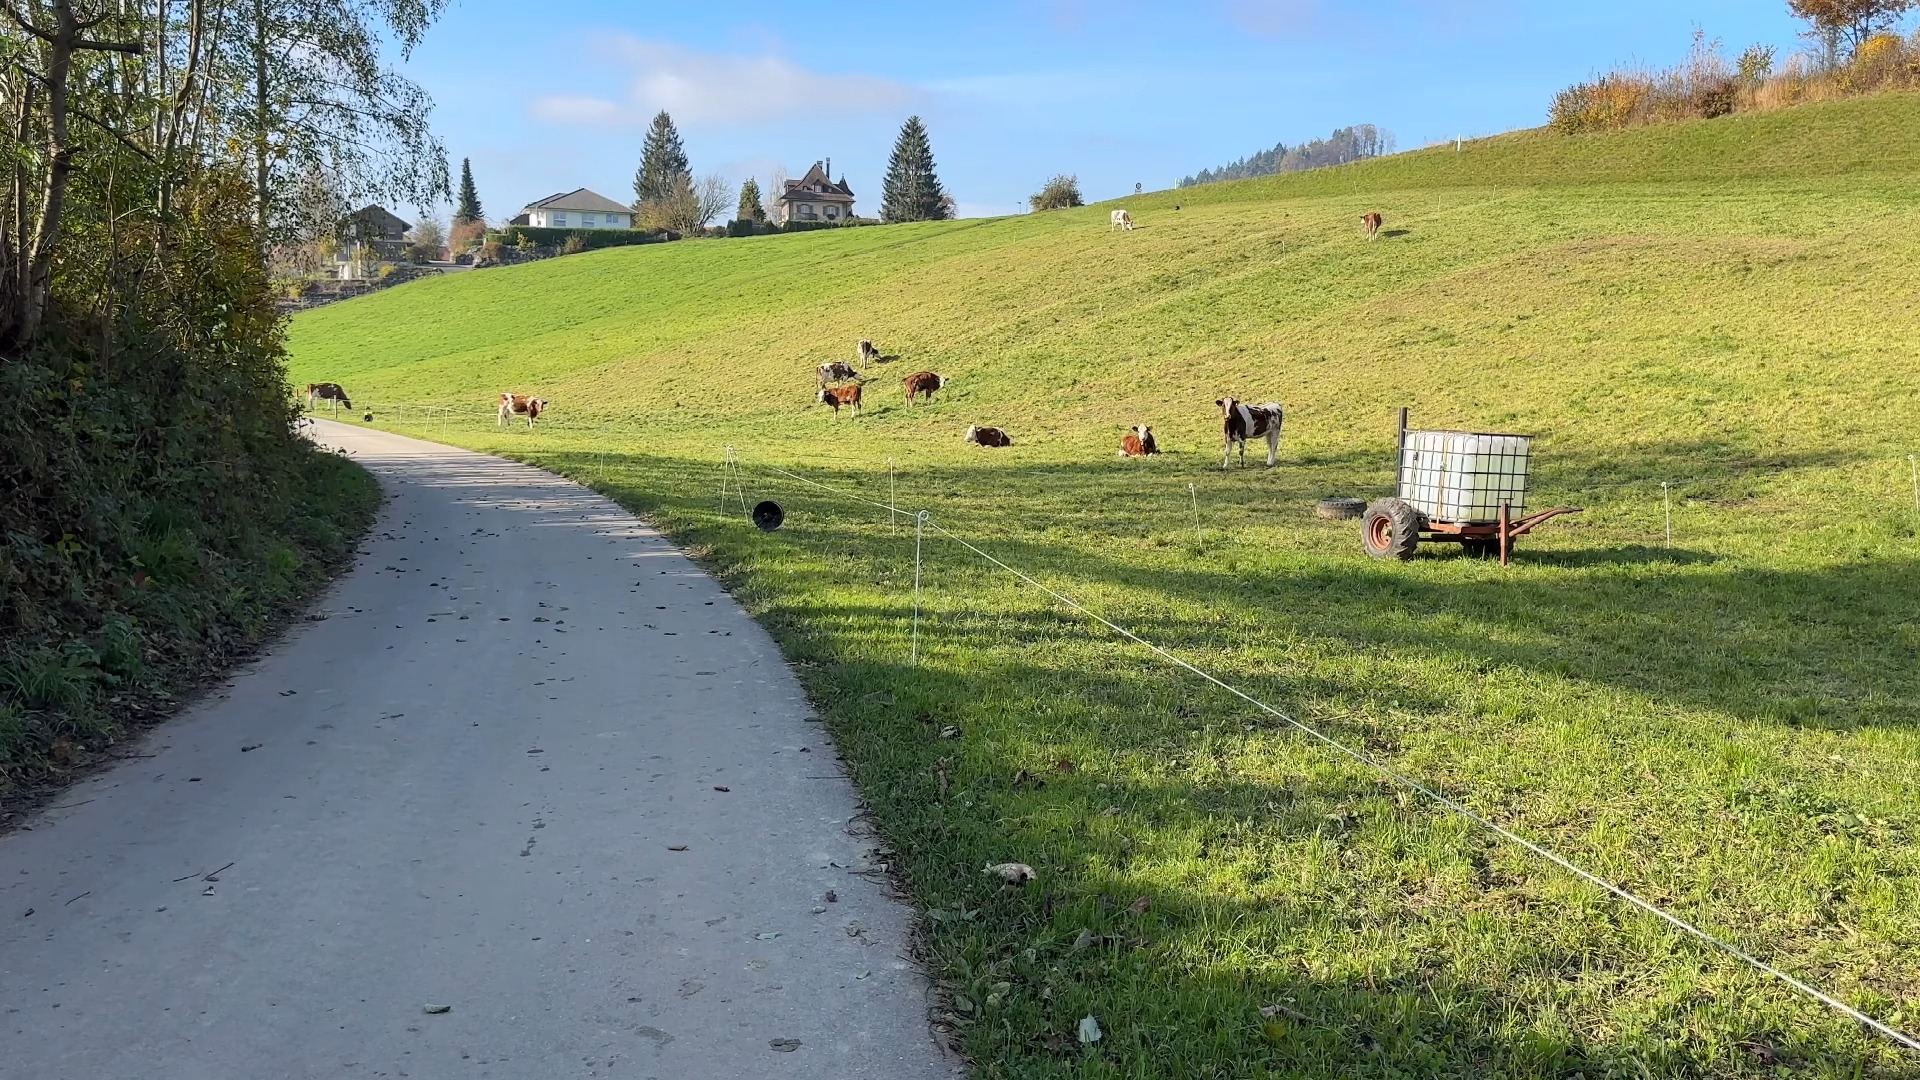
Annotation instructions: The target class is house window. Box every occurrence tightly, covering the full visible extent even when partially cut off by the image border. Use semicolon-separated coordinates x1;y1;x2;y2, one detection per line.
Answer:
552;213;568;227
579;213;596;227
825;207;838;220
799;205;817;218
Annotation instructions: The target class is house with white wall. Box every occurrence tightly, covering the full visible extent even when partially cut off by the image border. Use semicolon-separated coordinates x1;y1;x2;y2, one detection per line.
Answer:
514;189;633;230
772;160;855;225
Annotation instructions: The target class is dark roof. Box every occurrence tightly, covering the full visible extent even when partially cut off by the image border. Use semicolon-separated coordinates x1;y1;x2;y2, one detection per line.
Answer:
776;161;854;203
507;212;530;227
346;204;411;233
523;188;631;214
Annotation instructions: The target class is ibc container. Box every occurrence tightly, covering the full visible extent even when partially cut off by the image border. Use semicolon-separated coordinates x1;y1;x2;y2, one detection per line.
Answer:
1397;430;1532;522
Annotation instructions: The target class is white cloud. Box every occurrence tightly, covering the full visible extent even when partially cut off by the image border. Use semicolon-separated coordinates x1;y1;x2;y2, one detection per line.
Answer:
528;37;919;129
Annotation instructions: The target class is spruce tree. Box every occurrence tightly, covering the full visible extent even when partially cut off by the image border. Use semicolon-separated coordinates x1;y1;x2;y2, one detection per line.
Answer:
737;177;766;222
881;116;949;224
454;158;483;225
633;111;692;208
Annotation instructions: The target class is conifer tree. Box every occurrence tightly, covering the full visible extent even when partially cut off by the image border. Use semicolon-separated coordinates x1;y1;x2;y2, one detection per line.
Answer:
633;111;692;208
881;116;950;223
737;177;766;222
454;158;483;225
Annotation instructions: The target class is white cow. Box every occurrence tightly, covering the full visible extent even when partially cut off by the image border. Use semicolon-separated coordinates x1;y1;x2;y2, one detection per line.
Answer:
1110;209;1134;231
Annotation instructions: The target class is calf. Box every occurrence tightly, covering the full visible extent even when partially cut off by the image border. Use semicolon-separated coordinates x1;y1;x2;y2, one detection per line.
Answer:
1110;209;1134;232
1362;212;1383;240
498;393;549;428
306;382;351;412
857;339;880;364
1119;424;1159;457
818;361;860;386
818;384;862;417
964;424;1012;448
903;370;947;407
1216;398;1283;469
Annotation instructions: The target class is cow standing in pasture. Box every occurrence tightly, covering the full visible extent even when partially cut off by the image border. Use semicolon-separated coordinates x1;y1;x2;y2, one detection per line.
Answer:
858;339;881;364
1217;398;1283;469
1362;212;1383;240
965;425;1011;448
1110;210;1134;232
903;371;947;407
818;384;863;417
1119;424;1159;457
498;393;549;429
306;383;351;412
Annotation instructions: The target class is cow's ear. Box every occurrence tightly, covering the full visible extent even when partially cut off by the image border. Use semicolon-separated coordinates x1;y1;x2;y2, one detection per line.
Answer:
1214;399;1224;408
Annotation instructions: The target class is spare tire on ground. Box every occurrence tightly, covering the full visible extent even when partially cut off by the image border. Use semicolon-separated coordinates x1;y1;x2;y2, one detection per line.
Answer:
1314;497;1366;520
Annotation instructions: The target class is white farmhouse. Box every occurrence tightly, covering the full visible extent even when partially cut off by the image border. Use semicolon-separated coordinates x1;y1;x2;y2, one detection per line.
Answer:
513;189;633;230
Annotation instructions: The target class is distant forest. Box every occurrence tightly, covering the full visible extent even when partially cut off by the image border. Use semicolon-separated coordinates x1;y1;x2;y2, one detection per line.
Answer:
1179;124;1396;187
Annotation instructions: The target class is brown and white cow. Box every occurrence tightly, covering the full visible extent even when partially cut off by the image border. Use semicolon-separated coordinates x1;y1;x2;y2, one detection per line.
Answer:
964;424;1011;448
1119;424;1159;457
498;393;549;428
1362;212;1383;240
306;382;351;412
1110;209;1134;231
903;370;947;407
818;384;862;417
818;361;860;386
1217;398;1283;469
857;339;881;364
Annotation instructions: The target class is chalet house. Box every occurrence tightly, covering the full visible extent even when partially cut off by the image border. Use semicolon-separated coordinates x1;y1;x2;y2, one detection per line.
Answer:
517;189;633;230
336;204;410;278
773;160;854;224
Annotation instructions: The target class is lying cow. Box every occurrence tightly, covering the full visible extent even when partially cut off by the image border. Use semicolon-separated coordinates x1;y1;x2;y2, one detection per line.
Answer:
818;384;862;417
1110;209;1134;232
1362;211;1383;240
1217;398;1283;469
965;424;1011;448
1119;424;1159;457
903;370;947;407
498;393;549;429
858;339;880;364
818;361;860;386
306;382;351;412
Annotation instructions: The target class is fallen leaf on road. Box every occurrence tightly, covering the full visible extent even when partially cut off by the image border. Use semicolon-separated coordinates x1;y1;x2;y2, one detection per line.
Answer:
984;862;1036;885
823;890;837;903
1078;1015;1102;1044
713;786;729;792
667;845;688;852
423;1004;451;1015
755;932;780;940
853;970;870;980
768;1038;801;1053
240;744;261;753
201;886;215;896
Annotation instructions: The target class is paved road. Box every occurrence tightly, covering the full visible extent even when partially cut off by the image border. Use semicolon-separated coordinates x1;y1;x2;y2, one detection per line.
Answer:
0;422;957;1080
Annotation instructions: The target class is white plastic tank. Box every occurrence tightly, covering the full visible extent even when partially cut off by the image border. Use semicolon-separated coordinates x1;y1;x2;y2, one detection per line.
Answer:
1398;430;1532;522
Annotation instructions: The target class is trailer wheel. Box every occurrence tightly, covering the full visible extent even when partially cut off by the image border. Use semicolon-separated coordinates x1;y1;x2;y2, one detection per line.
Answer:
1362;499;1420;560
1460;538;1501;559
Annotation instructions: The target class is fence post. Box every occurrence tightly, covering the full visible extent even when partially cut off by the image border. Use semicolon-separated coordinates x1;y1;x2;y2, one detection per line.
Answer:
1189;482;1200;545
1910;455;1919;525
718;447;734;514
911;510;929;666
1662;482;1673;549
889;457;897;526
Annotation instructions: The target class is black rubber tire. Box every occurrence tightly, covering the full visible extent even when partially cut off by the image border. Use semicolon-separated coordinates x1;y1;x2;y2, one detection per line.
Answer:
1460;538;1501;560
1315;497;1366;521
1362;499;1421;560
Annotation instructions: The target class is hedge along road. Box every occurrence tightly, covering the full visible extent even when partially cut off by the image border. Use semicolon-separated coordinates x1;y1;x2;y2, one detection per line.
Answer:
0;421;958;1080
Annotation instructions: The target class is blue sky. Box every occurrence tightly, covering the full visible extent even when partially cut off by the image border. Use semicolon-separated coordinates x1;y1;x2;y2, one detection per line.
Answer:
402;0;1815;223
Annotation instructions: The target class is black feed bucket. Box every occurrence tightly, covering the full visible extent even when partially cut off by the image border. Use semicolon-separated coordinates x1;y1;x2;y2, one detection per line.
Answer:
752;500;784;532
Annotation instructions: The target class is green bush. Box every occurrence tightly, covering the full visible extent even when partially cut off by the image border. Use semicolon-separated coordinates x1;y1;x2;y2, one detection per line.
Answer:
500;225;666;251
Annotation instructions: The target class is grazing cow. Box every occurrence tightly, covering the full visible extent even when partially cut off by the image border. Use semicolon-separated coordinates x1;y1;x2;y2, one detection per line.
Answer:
1216;398;1283;469
964;424;1012;448
903;370;947;407
818;361;860;386
858;339;881;364
818;384;862;417
498;393;549;428
1362;212;1383;240
306;382;351;412
1110;209;1134;232
1119;424;1159;457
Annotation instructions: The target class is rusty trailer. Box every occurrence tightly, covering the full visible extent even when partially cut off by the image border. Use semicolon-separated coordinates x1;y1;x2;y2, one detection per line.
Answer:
1361;408;1581;566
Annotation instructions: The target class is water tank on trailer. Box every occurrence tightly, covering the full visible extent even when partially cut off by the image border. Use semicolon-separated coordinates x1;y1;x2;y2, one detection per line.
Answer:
1397;430;1533;523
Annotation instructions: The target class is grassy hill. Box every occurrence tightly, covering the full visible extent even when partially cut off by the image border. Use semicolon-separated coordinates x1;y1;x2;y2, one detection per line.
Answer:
290;94;1920;1077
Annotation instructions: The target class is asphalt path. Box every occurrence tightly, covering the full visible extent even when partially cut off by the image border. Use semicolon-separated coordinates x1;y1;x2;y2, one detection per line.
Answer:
0;420;957;1080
